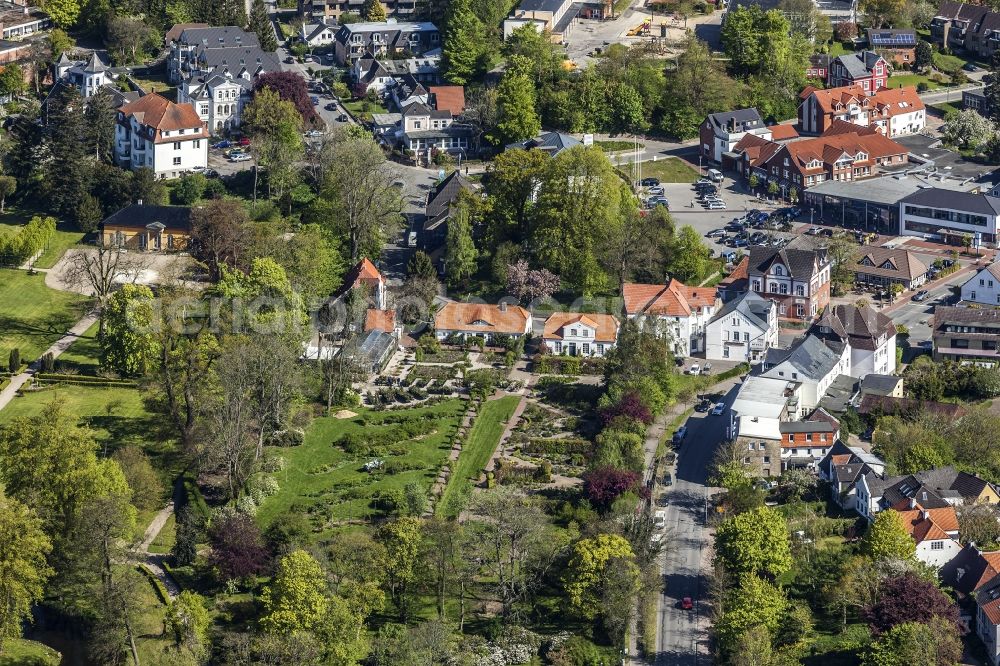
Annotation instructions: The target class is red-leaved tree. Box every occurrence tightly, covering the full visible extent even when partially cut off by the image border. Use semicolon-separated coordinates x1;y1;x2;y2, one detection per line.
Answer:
208;512;271;582
600;391;653;426
863;572;961;635
584;467;642;510
253;71;318;125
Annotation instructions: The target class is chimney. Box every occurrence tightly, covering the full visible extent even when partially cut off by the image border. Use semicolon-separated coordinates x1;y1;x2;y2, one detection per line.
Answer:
499;302;507;312
922;509;930;520
137;198;143;206
909;497;917;509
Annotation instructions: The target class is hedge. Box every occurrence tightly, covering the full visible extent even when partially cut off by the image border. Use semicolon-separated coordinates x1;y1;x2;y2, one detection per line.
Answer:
0;215;56;267
520;437;593;456
33;374;138;387
136;565;170;604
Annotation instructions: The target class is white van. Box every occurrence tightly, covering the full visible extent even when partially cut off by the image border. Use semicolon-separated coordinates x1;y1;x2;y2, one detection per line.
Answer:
707;168;724;183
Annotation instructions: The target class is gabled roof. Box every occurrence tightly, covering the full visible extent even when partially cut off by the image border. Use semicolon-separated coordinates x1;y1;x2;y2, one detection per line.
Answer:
424;171;473;231
831;50;886;82
165;22;209;45
866;28;917;47
731;133;783;168
434;302;531;335
718;255;749;292
332;258;384;301
804;84;870;114
763;333;845;382
176;25;260;49
870;86;925;117
710;290;773;331
814;303;896;351
505;131;581;156
364;308;396;333
768;124;799;140
941;545;1000;596
623;280;717;317
748;245;827;280
854;246;927;281
894;506;959;543
119;92;207;134
428;85;465;116
101;204;193;232
83;52;106;74
542;312;619;343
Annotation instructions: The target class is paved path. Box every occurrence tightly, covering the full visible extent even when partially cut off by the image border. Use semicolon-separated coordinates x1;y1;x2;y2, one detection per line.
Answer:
0;311;99;412
136;488;181;600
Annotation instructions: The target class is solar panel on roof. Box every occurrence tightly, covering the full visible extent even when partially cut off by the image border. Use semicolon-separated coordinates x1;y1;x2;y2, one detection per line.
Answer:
870;31;916;46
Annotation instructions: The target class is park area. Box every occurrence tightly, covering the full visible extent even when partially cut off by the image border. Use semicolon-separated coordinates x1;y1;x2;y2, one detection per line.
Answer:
0;269;87;363
256;398;468;537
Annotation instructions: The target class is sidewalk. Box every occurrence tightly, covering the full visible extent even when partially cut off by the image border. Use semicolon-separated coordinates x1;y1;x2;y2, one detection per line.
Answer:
0;311;98;412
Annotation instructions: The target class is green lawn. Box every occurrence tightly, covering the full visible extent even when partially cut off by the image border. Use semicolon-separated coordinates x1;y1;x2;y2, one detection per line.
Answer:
0;384;182;485
0;269;88;363
148;513;176;555
932;101;962;116
58;320;101;374
597;140;646;152
0;206;84;269
0;639;61;665
826;41;851;57
342;98;389;123
933;51;967;74
888;73;946;89
438;395;521;517
257;399;467;536
639;157;700;183
129;72;177;100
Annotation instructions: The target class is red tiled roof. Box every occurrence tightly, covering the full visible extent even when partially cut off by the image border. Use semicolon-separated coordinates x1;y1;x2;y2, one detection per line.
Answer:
623;280;717;317
870;86;925;117
120;93;207;135
434;302;531;336
429;85;465;116
805;84;870;114
364;308;396;333
769;124;799;140
894;507;960;543
542;312;619;343
719;256;749;288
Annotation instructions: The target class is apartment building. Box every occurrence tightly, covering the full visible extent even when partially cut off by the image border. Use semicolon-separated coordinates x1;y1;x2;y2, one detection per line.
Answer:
114;93;209;179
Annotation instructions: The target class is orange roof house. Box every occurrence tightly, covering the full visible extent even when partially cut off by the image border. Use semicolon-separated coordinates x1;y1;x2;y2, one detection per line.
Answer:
434;302;531;341
364;308;396;333
333;258;387;310
542;312;619;357
428;85;465;116
890;505;962;568
622;280;719;357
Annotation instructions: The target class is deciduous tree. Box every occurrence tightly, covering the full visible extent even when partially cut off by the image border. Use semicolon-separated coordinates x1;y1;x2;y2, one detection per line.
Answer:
715;506;792;578
864;573;959;635
261;550;330;634
862;510;916;561
0;492;52;645
101;283;160;376
563;534;638;621
493;59;541;145
208;512;269;583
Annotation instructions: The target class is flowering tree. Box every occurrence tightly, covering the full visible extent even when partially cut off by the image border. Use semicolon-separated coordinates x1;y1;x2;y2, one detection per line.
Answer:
505;259;560;303
863;572;960;635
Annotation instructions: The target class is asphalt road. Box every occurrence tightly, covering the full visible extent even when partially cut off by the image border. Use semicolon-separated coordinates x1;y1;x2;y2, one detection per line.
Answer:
655;379;741;666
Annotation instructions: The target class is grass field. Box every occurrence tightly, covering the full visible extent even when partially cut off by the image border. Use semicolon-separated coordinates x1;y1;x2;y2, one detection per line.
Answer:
0;639;61;665
888;73;947;89
148;513;176;555
0;384;182;486
597;140;646;152
0;269;87;363
58;320;101;373
438;395;521;517
933;51;967;74
638;157;700;183
257;399;467;535
342;98;389;123
0;208;84;269
827;41;851;57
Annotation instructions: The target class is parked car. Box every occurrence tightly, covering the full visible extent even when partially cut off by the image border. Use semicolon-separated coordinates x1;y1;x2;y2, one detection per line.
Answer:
654;510;667;528
641;177;661;186
703;362;712;374
706;228;726;238
912;290;930;301
310;95;320;105
681;597;694;610
707;168;724;182
663;474;673;486
238;137;251;146
648;196;669;207
730;238;748;248
672;425;688;444
806;226;823;235
324;102;337;111
229;153;252;162
656;493;670;507
647;185;665;195
711;402;726;416
189;165;206;173
336;113;348;122
725;220;745;232
964;62;980;72
695;398;712;412
284;56;295;64
211;140;230;149
707;201;727;210
695;177;712;186
688;364;701;375
304;129;323;138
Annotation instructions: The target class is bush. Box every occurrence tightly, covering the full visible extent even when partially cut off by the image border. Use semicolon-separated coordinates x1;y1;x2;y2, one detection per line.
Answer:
270;428;305;447
917;82;930;92
547;635;607;666
8;348;19;373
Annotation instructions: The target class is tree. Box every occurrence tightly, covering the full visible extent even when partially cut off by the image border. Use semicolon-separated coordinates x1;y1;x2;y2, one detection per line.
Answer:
667;225;711;283
943;109;995;152
441;0;484;84
714;573;787;653
315;127;403;261
493;61;541;145
208;512;269;583
864;572;959;635
826;233;861;294
48;28;74;60
253;72;318;125
101;283;160;377
248;0;279;52
83;88;116;163
483;148;549;245
111;445;163;512
606;82;648;133
914;40;933;69
505;259;561;303
0;492;52;645
715;506;792;578
444;191;478;286
41;0;81;28
859;0;906;28
362;0;386;20
243;87;304;202
0;63;25;98
43;84;91;225
377;517;422;621
564;534;638;621
261;550;330;634
172;173;207;205
661;37;741;139
190;198;253;281
168;591;210;659
63;245;150;332
863;617;962;666
7;348;18;373
407;251;436;278
862;511;916;561
583;467;642;510
105;16;155;65
172;505;203;567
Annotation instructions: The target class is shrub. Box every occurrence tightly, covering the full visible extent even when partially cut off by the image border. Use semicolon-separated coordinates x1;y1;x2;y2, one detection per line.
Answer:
583;467;642;510
270;428;304;447
40;352;54;372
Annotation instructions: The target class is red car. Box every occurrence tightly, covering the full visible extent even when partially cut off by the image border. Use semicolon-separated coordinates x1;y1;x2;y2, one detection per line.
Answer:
681;597;693;610
238;137;251;146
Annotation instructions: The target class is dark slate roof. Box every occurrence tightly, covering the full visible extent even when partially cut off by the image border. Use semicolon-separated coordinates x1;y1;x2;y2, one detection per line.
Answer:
706;108;764;134
711;290;773;331
763;334;845;381
194;46;280;74
424;171;473;232
779;420;837;433
860;373;902;396
748;245;827;280
934;304;1000;328
881;475;953;509
914;466;995;501
505;131;581;156
935;1;990;24
900;188;1000;216
833;50;884;80
857;394;968;419
177;26;260;49
813;303;896;351
818;373;861;413
100;204;193;232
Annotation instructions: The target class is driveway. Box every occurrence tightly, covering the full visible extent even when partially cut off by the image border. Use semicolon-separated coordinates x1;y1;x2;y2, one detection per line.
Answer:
47;249;196;294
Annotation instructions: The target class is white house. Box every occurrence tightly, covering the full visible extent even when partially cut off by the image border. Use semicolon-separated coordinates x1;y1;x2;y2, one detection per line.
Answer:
434;302;531;342
114;93;209;179
699;108;772;165
178;74;250;134
622;280;719;357
899;188;1000;244
812;303;897;378
54;52;115;98
542;312;619;357
962;264;1000;306
301;19;337;47
762;334;851;415
706;291;778;363
893;505;963;568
